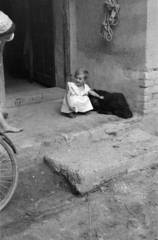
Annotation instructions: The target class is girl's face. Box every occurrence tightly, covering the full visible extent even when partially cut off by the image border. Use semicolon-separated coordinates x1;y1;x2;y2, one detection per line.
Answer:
75;74;85;86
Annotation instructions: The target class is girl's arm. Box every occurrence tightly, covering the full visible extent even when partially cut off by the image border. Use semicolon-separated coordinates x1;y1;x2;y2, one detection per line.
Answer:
89;90;104;99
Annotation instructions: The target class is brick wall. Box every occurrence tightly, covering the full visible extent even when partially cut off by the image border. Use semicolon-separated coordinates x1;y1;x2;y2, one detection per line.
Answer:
138;70;158;114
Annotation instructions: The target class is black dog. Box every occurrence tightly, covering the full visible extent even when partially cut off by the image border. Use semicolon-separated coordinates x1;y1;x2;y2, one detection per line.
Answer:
89;90;133;119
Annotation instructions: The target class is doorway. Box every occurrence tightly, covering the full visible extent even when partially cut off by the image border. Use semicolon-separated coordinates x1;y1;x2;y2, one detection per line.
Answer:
1;0;56;97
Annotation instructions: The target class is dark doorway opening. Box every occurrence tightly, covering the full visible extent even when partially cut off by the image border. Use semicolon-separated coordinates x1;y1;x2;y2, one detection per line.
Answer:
0;0;56;95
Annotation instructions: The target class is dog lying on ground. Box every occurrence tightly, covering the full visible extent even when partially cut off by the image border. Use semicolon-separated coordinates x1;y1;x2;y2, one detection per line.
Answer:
89;89;133;119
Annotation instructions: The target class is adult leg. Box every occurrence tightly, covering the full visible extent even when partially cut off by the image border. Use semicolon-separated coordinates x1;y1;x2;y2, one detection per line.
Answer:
0;112;23;133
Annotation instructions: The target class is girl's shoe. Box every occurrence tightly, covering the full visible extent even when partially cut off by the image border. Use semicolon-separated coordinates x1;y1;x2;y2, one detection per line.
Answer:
68;113;76;118
79;111;90;115
3;112;8;119
83;111;90;115
64;112;76;118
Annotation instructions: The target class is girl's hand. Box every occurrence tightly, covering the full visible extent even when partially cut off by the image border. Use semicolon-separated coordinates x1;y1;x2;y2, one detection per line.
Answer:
99;96;104;99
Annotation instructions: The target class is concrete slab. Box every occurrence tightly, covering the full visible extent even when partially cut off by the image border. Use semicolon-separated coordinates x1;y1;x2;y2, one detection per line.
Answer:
5;95;141;170
5;87;152;194
44;129;158;194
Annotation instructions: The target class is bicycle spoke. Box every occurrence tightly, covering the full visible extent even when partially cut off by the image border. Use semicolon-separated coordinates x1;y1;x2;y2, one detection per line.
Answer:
0;168;11;174
0;160;11;165
0;183;10;190
0;188;6;196
0;179;12;183
0;157;8;162
0;176;13;179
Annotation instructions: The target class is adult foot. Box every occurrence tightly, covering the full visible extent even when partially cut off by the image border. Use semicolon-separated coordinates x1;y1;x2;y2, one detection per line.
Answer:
3;126;23;133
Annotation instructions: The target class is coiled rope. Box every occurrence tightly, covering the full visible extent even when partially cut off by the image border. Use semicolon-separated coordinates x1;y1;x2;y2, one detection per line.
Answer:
100;0;120;41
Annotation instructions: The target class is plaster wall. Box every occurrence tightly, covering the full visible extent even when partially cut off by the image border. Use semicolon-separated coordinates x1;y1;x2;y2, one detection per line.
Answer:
146;0;158;69
76;0;147;111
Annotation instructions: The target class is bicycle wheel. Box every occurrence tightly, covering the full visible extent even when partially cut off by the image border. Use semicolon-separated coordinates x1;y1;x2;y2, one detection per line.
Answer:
0;139;18;211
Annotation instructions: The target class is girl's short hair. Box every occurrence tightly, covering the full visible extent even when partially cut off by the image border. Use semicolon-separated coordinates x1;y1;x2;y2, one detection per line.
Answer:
74;68;89;80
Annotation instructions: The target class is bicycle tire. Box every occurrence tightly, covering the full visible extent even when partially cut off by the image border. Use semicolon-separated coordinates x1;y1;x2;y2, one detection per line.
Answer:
0;139;18;211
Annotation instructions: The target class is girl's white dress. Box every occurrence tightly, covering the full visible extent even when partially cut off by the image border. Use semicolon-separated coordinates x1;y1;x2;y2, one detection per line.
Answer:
61;82;93;113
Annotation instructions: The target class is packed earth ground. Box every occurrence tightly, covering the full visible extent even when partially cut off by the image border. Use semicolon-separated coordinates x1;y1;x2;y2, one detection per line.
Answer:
0;98;157;240
1;160;158;240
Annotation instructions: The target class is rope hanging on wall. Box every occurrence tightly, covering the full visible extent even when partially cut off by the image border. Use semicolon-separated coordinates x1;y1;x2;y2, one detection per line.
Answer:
100;0;120;41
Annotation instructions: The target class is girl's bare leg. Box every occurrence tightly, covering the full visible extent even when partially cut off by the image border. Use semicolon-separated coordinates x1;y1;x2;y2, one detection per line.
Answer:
0;112;23;133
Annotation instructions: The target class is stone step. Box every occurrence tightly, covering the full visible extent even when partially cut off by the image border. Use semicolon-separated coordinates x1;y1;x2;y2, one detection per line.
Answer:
6;87;65;108
44;128;158;194
11;113;141;171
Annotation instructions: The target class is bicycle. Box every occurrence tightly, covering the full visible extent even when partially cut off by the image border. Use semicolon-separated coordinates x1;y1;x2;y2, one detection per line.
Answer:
0;132;18;211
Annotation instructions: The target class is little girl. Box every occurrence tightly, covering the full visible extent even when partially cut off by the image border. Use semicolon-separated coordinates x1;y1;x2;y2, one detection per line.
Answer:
61;68;104;118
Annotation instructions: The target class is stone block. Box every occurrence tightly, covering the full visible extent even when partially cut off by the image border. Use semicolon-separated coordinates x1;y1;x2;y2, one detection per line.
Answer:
139;79;154;87
142;107;158;115
44;129;158;194
155;78;158;85
123;69;140;80
139;85;158;95
138;94;152;102
153;93;158;100
139;70;158;80
139;99;158;110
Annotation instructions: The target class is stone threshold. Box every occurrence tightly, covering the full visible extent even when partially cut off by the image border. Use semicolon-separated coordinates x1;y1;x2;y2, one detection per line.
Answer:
6;87;66;108
15;114;141;172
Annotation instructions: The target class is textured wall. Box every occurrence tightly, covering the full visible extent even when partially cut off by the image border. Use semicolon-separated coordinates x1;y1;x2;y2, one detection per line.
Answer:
137;1;158;115
146;0;158;69
76;0;147;111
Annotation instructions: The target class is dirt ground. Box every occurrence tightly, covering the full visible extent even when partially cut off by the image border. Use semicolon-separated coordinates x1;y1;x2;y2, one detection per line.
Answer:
1;161;158;240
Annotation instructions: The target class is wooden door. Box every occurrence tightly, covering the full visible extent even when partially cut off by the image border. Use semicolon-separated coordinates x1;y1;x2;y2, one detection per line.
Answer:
30;0;55;87
1;0;27;77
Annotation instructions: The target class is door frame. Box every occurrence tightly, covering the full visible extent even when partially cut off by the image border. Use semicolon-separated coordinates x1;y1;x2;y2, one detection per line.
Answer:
63;0;71;84
62;0;77;85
